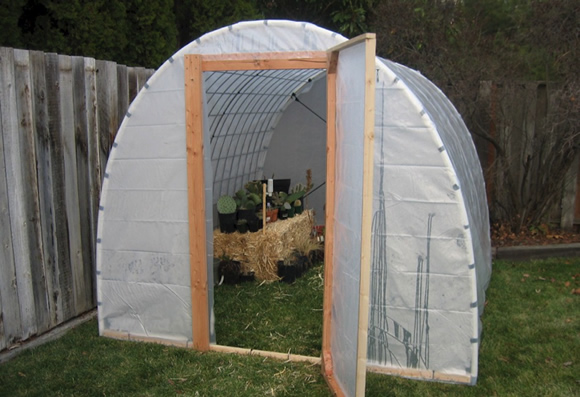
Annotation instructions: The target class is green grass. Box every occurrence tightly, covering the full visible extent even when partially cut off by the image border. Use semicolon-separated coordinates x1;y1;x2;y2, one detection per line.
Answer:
214;264;324;356
0;259;578;396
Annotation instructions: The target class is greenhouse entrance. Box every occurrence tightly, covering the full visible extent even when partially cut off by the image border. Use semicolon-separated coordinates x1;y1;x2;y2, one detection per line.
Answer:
185;34;376;396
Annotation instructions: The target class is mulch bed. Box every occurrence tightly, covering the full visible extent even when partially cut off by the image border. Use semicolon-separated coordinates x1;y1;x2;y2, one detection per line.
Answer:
491;223;580;247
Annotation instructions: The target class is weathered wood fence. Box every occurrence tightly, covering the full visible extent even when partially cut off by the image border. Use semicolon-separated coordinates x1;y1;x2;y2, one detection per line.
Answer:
472;81;579;230
0;47;154;351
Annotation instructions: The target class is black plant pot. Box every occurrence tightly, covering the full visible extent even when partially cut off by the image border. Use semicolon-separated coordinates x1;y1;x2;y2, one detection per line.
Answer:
218;212;236;233
295;255;309;276
248;218;260;233
239;271;255;283
237;222;249;234
294;204;303;215
218;260;241;284
237;208;256;223
279;210;289;220
277;260;296;283
295;261;303;278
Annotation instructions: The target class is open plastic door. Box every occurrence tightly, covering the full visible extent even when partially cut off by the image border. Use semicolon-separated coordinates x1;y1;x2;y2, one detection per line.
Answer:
322;34;376;397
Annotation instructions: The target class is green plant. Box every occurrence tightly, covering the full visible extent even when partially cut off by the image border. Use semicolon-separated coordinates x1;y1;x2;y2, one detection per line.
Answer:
235;189;256;211
291;183;307;195
245;181;264;206
285;189;305;204
236;218;249;233
271;191;287;208
217;195;237;214
272;190;305;209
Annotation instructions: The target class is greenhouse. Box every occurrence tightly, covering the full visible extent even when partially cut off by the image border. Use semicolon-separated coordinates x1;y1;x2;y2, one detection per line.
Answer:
96;20;491;396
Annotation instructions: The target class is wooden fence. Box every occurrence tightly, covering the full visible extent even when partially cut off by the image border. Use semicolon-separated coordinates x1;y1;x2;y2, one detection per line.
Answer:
472;81;579;230
0;47;154;351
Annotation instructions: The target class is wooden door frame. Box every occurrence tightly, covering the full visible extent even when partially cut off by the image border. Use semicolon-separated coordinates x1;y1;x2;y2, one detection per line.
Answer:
184;51;327;354
184;38;375;396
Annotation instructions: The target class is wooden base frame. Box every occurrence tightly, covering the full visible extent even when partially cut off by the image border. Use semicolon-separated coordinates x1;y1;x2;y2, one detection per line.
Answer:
367;364;472;384
210;344;321;365
101;330;191;348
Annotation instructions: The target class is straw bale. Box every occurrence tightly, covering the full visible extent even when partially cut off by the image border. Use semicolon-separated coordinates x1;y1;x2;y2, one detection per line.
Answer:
213;210;314;280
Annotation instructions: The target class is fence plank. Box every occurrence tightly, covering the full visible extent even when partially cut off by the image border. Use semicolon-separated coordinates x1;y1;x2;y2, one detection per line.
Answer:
0;115;13;349
0;47;22;349
11;49;41;340
84;58;100;307
44;52;75;322
128;67;138;102
59;54;85;314
72;56;95;313
116;65;129;134
29;50;62;331
96;60;118;179
136;67;150;91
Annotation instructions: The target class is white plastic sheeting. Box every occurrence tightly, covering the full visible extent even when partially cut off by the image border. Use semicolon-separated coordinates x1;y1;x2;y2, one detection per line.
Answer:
96;19;491;386
367;59;490;384
331;40;369;397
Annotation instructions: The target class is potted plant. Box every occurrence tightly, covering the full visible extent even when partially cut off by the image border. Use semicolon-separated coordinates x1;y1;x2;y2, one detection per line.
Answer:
217;195;237;233
266;203;278;223
293;199;303;215
234;189;258;223
244;181;264;206
252;211;264;232
236;218;249;234
283;202;293;218
277;260;296;283
217;256;241;285
271;192;287;221
278;188;305;220
239;271;255;282
275;193;289;219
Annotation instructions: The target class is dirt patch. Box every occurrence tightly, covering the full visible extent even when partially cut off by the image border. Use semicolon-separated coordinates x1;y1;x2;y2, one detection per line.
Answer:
491;223;580;247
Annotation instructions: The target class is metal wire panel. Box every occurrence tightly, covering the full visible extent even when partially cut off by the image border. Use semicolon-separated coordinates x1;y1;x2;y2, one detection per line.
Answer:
205;68;324;197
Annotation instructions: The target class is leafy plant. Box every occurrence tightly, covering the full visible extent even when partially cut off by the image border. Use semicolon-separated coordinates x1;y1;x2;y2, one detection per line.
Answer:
234;189;256;211
244;181;264;206
271;191;287;208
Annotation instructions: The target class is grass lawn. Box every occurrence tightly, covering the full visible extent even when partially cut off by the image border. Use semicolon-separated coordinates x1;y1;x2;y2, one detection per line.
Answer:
0;258;578;396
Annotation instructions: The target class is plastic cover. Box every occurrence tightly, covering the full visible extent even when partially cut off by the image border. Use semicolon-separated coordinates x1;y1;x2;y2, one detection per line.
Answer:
366;60;490;383
96;20;490;385
330;40;368;397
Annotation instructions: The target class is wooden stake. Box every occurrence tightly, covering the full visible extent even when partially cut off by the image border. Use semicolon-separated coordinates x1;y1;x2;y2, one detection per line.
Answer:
263;183;267;233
